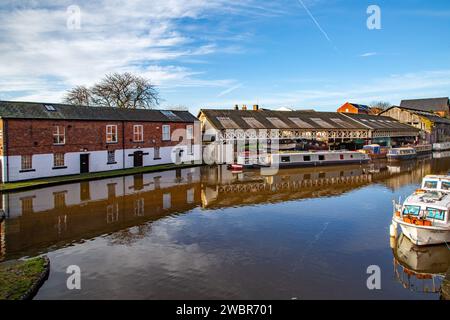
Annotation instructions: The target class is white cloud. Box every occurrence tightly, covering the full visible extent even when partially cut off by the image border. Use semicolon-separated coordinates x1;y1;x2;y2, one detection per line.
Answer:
201;70;450;112
0;0;283;102
360;52;377;57
217;83;243;97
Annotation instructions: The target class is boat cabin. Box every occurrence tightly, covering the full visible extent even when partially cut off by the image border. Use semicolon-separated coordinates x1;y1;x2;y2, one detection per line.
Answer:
421;175;450;192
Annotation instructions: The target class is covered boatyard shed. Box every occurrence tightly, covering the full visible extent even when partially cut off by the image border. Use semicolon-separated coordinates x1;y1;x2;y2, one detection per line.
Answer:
198;107;419;164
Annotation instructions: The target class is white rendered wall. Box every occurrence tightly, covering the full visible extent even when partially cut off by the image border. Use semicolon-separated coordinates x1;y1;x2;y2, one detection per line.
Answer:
6;145;201;182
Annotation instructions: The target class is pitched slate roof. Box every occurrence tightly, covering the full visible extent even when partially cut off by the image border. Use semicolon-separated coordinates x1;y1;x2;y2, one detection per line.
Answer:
0;101;198;123
200;109;417;132
400;97;449;113
347;103;370;112
341;113;420;131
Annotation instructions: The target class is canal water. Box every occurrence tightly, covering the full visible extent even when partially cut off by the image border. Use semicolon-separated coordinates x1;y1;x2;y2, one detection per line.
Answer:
1;154;450;299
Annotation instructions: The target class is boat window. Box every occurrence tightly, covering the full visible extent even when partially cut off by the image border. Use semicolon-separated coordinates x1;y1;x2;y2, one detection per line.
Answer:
402;205;421;216
426;207;446;221
319;155;325;161
441;181;450;190
281;156;290;163
303;155;311;161
340;155;344;160
423;180;438;189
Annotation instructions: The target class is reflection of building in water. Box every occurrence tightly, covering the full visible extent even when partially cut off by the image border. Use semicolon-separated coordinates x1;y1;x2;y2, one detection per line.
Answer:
381;156;450;190
392;234;450;295
201;165;375;208
1;167;202;260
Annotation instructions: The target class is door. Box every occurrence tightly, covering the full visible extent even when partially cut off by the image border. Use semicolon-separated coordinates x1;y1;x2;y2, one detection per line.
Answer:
133;151;143;167
80;154;90;174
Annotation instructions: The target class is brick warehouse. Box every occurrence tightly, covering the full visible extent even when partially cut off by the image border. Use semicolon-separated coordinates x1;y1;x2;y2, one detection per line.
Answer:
0;101;201;182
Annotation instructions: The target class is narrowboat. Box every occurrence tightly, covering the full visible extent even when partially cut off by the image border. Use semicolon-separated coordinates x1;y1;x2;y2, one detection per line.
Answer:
391;175;450;246
260;150;370;168
387;147;417;161
433;142;450;151
413;144;432;154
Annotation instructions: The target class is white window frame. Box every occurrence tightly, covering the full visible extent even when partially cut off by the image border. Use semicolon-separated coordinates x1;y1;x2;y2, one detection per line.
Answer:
53;153;65;168
133;125;144;142
53;126;66;145
21;155;33;170
106;125;118;143
186;125;193;140
162;125;171;141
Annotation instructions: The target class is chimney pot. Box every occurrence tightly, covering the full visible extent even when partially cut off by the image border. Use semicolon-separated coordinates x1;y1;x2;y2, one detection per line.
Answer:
234;104;239;110
242;104;247;111
253;104;259;111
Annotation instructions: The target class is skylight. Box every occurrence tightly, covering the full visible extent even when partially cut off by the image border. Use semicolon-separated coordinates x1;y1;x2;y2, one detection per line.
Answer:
242;117;265;128
288;117;313;128
266;117;289;128
160;110;180;120
44;104;56;111
217;116;239;129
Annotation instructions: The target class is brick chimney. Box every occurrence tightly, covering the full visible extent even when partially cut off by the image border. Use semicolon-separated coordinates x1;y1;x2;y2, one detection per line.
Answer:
242;104;247;111
234;104;239;110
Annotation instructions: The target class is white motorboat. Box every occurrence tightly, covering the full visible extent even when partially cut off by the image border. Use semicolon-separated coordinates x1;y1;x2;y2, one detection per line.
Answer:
391;175;450;246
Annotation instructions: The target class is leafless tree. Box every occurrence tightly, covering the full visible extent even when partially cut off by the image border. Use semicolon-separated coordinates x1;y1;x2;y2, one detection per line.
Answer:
64;85;92;106
64;72;160;109
369;101;392;115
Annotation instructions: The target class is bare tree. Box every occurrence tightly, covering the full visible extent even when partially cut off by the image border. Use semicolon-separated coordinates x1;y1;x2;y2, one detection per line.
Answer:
369;101;392;115
64;85;92;106
64;72;159;109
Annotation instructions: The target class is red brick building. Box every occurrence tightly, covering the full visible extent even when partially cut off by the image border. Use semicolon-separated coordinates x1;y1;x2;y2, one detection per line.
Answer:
0;101;201;182
337;102;370;114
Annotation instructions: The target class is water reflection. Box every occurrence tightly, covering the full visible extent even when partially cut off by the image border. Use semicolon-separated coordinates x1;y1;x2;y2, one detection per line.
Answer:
1;156;450;299
1;158;450;262
392;234;450;295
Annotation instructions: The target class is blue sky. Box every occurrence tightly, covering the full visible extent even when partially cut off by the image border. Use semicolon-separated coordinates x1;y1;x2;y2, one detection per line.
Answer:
1;0;450;114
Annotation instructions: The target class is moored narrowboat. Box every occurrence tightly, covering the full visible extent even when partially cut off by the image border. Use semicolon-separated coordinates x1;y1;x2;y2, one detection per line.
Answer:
262;150;370;168
387;147;417;161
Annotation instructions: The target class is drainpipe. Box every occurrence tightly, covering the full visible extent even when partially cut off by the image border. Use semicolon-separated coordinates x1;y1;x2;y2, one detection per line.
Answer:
122;121;125;169
4;119;9;183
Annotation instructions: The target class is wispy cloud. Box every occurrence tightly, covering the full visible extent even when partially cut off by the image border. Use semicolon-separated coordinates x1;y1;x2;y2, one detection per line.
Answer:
360;52;378;57
0;0;282;103
217;83;243;97
202;69;450;112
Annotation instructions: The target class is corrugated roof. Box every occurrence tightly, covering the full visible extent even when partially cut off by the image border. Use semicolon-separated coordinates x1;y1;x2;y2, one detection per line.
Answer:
400;97;449;113
200;109;418;132
341;113;419;131
0;101;198;122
